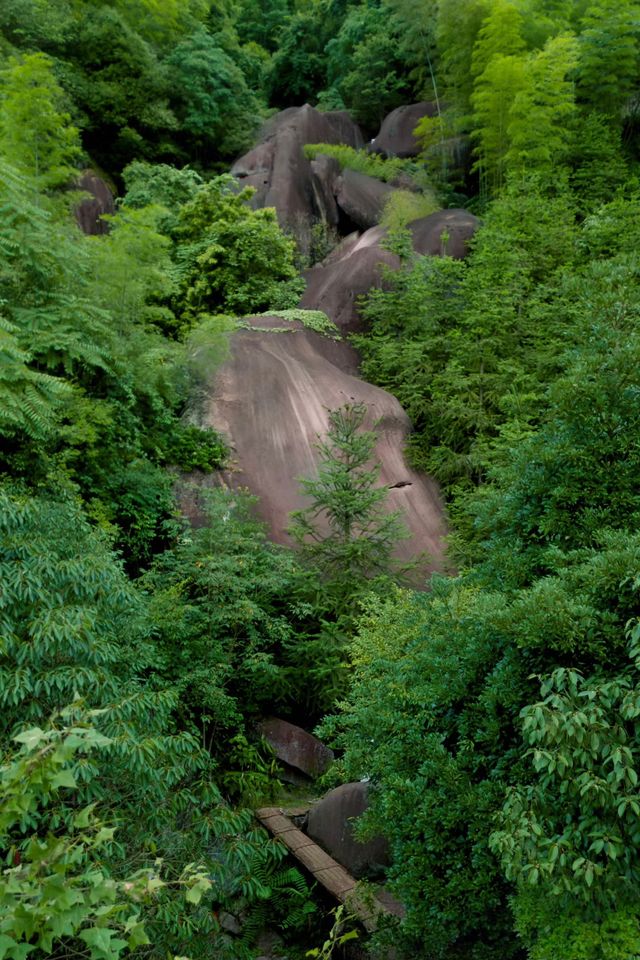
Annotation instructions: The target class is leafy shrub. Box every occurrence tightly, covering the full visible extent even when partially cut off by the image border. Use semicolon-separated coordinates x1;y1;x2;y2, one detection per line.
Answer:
0;709;212;960
174;176;305;321
159;423;227;471
380;188;440;230
303;143;415;183
0;486;308;960
142;489;305;741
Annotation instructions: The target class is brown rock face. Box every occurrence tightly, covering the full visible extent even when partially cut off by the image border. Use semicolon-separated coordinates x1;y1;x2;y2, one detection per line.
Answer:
231;104;363;236
74;170;116;235
300;209;480;335
409;208;481;259
300;227;399;335
334;168;394;231
186;107;483;583
307;782;390;879
201;317;447;576
257;717;334;778
310;154;341;227
371;101;439;158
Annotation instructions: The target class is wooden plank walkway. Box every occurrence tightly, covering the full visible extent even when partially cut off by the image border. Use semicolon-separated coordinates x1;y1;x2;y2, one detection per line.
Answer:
255;806;405;933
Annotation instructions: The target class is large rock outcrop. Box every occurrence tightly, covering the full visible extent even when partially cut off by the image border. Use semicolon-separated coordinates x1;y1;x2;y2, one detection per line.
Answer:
370;101;439;158
409;207;480;259
197;316;447;576
231;105;363;235
300;208;480;334
310;154;341;227
184;107;483;583
300;227;399;334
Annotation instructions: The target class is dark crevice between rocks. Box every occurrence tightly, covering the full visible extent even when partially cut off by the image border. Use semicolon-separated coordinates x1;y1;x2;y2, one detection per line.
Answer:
336;203;362;238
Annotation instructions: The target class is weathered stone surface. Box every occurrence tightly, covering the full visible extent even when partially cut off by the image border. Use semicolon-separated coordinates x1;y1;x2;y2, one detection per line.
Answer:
181;114;481;588
334;168;393;230
264;124;314;229
219;912;242;936
317;230;362;267
230;141;274;208
195;316;447;576
74;170;116;235
370;101;439;158
231;140;275;179
257;717;334;778
307;782;390;879
322;109;365;149
232;104;363;233
310;154;341;226
300;230;399;334
408;207;480;259
299;209;480;335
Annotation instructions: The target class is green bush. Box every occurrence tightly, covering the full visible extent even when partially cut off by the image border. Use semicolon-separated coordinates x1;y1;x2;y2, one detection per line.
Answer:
303;143;415;183
159;423;227;472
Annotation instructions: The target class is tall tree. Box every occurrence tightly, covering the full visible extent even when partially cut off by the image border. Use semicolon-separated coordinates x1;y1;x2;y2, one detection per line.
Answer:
0;52;81;189
575;0;640;120
469;1;528;191
506;33;578;180
436;0;490;116
471;53;527;193
167;27;261;157
470;0;526;80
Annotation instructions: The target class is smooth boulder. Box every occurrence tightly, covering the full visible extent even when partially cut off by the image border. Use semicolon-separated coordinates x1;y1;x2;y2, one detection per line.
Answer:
257;717;334;778
409;207;480;259
300;210;480;334
334;168;393;230
300;226;399;334
310;154;341;227
300;208;480;335
196;316;448;576
307;782;390;879
231;104;363;235
371;101;439;158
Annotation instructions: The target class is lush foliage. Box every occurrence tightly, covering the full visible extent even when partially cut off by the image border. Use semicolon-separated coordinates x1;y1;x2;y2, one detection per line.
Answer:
0;711;212;960
170;175;304;322
4;1;640;959
303;142;415;183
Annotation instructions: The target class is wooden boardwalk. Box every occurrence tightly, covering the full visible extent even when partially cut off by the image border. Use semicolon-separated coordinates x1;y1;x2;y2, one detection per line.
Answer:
255;806;405;933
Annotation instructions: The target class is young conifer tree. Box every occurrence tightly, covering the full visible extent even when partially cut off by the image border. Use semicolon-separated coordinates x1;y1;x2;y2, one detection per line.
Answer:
289;403;408;601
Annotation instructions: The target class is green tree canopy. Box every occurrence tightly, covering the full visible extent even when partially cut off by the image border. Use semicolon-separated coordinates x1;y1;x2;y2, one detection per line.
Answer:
0;52;81;188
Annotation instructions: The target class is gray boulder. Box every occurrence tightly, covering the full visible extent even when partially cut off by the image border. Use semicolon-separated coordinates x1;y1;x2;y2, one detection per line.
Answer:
310;154;341;226
257;717;334;779
230;141;274;208
300;209;480;335
307;782;390;879
231;105;364;236
408;207;480;259
371;101;439;158
300;226;399;334
334;169;393;230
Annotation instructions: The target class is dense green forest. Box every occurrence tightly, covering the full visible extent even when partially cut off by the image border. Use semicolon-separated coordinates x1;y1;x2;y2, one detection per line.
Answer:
2;0;640;958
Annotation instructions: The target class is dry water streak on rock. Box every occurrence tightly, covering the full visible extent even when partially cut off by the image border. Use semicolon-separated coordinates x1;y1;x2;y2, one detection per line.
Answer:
183;106;480;580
